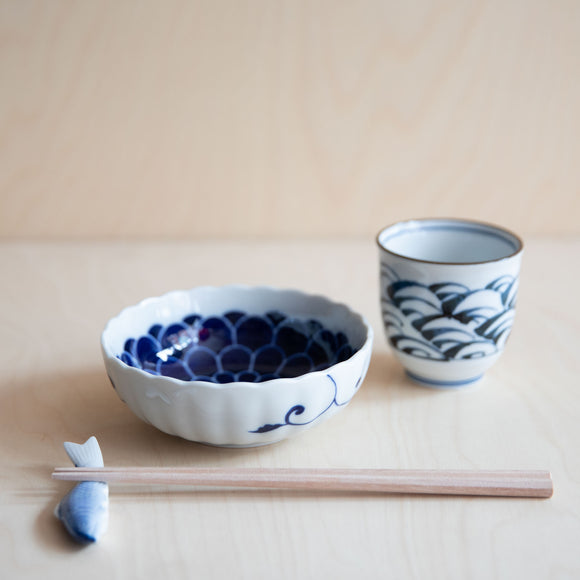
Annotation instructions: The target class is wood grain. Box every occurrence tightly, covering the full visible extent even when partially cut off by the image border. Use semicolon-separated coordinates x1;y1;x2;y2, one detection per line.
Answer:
52;467;554;498
0;0;579;239
1;238;579;578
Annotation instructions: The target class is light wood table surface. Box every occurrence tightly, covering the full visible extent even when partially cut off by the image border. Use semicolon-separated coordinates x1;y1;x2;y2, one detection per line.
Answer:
1;238;579;579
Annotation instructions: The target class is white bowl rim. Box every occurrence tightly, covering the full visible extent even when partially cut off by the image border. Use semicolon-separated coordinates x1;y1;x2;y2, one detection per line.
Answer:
376;217;524;265
101;284;374;390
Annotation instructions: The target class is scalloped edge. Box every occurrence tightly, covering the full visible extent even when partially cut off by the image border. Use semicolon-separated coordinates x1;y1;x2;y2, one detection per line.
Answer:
101;285;373;390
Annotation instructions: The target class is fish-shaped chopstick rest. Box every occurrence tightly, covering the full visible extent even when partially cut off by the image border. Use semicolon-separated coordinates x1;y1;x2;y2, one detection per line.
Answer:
54;436;109;544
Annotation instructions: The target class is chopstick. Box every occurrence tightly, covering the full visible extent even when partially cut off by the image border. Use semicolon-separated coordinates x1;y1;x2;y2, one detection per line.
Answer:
52;467;553;498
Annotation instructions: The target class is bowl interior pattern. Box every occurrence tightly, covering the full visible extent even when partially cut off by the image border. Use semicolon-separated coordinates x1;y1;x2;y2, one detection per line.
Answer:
119;310;356;383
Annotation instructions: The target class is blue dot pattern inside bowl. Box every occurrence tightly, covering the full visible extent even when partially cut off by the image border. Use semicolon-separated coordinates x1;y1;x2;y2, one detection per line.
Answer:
118;310;356;383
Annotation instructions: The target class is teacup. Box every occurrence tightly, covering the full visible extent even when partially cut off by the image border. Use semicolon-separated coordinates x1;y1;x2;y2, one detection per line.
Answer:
376;218;523;387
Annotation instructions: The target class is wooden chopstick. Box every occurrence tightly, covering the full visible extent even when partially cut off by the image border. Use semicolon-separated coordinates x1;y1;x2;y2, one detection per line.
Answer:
52;467;553;498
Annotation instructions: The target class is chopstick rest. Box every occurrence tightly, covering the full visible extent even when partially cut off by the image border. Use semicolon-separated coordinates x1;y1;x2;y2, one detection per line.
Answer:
54;437;109;544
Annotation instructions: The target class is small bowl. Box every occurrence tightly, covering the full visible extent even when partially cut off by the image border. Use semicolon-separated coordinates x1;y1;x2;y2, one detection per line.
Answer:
101;286;373;447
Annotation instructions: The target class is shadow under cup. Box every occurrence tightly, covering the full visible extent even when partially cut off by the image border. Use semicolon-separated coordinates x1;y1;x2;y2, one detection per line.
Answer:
376;219;524;387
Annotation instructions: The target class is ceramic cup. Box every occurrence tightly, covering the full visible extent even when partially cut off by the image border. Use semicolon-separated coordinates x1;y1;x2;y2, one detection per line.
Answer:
376;218;523;387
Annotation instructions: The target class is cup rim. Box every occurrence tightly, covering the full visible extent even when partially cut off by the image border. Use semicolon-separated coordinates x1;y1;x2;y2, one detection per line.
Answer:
376;218;524;265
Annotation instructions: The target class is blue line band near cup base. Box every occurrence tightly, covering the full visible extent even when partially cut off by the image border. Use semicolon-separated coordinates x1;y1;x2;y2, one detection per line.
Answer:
405;371;484;388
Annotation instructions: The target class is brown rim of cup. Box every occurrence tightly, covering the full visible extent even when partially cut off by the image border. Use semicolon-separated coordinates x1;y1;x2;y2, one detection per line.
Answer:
376;218;524;266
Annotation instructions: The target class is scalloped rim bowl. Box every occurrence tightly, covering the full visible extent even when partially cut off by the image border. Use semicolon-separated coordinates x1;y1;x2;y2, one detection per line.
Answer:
101;286;373;447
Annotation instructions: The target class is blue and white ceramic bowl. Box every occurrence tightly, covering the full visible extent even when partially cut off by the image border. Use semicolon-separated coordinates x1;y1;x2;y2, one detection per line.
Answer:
101;286;373;447
377;219;523;387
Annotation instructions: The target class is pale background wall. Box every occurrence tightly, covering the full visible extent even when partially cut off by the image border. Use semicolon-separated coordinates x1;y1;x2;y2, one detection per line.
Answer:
0;0;578;240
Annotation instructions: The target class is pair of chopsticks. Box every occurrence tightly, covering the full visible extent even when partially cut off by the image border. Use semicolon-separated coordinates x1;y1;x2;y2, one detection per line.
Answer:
52;467;553;498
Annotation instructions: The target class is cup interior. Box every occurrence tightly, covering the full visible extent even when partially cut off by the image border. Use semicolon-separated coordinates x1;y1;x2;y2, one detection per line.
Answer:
377;219;522;264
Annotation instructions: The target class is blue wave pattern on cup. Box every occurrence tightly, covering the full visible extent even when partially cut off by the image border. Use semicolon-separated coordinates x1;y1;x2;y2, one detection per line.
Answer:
118;310;355;383
381;265;518;361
